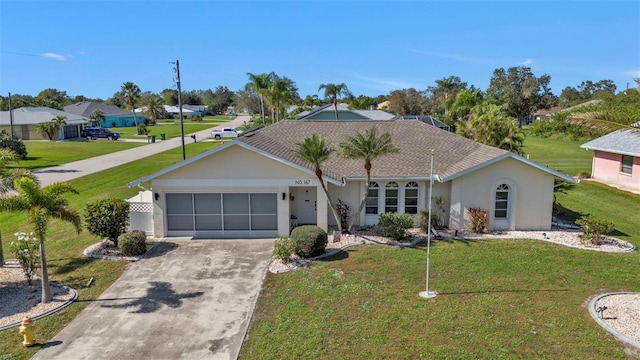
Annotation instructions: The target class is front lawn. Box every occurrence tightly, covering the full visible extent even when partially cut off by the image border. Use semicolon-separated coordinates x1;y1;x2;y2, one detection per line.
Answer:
114;123;220;140
8;141;142;170
242;241;638;359
523;134;593;176
0;141;220;360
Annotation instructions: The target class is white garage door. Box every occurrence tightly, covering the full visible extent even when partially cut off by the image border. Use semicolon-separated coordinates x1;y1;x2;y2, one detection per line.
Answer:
166;193;278;238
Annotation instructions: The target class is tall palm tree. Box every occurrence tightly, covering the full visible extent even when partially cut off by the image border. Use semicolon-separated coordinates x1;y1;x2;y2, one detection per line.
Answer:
457;103;525;155
246;73;272;125
90;109;105;127
0;177;81;302
302;95;320;110
292;135;343;231
0;148;39;267
143;96;164;125
318;83;352;121
36;115;66;140
120;82;141;133
339;127;399;231
267;75;293;122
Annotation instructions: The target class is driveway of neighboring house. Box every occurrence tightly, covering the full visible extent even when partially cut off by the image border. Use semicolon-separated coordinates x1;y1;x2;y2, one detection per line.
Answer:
34;115;251;187
31;238;274;360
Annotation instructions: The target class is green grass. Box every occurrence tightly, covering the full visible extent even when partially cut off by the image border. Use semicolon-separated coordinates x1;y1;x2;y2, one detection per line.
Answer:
241;134;640;359
241;242;639;359
8;141;142;170
523;134;593;176
0;141;221;359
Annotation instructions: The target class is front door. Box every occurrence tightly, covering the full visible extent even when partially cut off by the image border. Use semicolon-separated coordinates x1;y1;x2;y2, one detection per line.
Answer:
295;187;317;225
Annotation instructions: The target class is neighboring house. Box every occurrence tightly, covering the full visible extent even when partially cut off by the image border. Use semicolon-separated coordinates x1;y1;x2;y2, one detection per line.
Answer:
0;107;88;140
532;106;562;121
580;129;640;191
161;105;194;119
297;103;396;120
377;101;390;110
392;115;449;131
64;101;138;128
129;119;577;239
183;105;207;117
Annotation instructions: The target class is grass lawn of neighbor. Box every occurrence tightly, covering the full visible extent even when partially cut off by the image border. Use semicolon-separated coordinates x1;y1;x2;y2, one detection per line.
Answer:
114;123;221;140
0;141;221;360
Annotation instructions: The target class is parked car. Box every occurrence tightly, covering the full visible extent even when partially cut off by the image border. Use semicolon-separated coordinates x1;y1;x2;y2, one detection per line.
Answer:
211;128;242;140
81;127;120;141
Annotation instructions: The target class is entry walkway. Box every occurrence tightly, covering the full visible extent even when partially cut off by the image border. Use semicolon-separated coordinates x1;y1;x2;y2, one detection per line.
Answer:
31;238;274;360
34;115;250;187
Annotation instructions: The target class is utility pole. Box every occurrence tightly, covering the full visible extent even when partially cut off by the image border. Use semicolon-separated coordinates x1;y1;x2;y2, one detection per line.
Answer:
8;92;15;139
172;60;186;160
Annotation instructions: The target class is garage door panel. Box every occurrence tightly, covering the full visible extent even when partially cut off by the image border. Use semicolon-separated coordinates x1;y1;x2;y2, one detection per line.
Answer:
168;215;194;231
167;194;192;214
223;194;249;213
251;215;277;230
223;214;250;230
194;194;221;213
251;194;277;213
195;215;222;230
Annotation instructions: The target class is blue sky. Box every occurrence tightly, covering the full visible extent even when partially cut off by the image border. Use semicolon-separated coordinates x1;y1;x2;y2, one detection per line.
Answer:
1;1;638;100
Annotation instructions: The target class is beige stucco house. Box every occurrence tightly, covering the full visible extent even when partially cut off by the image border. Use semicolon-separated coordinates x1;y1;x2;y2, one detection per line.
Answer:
129;119;577;239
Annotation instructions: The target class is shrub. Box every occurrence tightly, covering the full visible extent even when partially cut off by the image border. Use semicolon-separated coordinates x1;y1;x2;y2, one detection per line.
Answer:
0;130;27;159
192;114;203;122
378;212;415;240
335;199;351;229
85;198;130;245
10;232;40;285
468;208;488;233
416;209;440;232
137;123;150;135
575;214;615;245
117;230;147;256
290;225;327;258
273;236;297;263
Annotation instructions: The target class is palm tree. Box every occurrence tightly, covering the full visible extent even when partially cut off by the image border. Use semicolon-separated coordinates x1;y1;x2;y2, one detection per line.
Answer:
90;109;105;127
0;148;39;267
266;75;293;122
339;127;399;231
302;95;320;110
143;96;164;125
292;135;343;231
457;103;525;155
36;115;66;140
246;73;273;125
120;82;141;133
0;177;81;302
318;83;352;121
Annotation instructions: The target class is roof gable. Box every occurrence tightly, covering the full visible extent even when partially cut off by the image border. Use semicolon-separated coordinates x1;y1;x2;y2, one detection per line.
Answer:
64;101;132;117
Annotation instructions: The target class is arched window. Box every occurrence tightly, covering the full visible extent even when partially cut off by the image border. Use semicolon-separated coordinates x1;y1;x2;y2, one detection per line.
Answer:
385;182;398;213
405;181;419;214
494;184;509;219
366;182;379;214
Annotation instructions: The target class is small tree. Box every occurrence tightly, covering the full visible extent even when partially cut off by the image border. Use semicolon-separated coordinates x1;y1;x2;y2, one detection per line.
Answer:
85;198;130;245
10;232;40;285
576;214;615;245
36;115;66;141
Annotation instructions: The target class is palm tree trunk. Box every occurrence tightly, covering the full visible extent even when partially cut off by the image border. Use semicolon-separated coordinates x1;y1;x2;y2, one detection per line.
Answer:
347;171;371;232
333;99;339;121
316;177;342;232
259;95;265;125
132;109;140;133
39;241;53;302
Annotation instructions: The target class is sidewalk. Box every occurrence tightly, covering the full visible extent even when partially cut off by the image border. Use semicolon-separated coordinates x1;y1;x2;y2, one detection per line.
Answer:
34;115;250;187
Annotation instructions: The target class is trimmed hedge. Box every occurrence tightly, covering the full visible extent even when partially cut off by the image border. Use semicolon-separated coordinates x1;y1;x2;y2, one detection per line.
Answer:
118;230;147;256
85;198;130;245
290;225;327;258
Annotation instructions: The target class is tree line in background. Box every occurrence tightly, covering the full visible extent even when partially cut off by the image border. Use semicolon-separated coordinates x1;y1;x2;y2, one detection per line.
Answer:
1;67;638;150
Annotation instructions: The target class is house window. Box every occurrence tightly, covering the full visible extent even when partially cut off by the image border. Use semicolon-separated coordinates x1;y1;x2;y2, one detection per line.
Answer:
365;182;379;214
494;184;509;219
385;182;398;213
405;181;419;214
622;155;633;174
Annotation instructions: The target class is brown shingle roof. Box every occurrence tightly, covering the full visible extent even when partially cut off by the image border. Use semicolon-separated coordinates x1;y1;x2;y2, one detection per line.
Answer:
238;119;507;180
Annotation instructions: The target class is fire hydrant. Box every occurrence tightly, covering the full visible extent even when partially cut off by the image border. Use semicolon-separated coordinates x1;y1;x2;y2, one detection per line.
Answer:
19;317;34;347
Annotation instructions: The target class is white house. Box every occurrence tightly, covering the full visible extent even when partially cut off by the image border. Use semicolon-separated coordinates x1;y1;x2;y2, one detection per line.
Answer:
128;119;577;239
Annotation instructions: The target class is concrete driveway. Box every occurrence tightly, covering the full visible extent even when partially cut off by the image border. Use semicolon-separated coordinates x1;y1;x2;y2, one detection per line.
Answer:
32;238;274;360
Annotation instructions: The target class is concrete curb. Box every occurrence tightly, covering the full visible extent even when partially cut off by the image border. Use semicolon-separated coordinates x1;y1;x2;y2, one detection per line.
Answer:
588;292;640;351
0;282;78;332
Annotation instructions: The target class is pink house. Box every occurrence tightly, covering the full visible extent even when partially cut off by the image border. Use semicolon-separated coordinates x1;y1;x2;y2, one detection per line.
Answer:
581;129;640;191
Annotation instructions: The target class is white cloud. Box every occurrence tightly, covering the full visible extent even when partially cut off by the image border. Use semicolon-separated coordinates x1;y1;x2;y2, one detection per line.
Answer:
39;52;67;61
520;58;534;66
78;51;86;55
411;50;496;65
624;70;640;78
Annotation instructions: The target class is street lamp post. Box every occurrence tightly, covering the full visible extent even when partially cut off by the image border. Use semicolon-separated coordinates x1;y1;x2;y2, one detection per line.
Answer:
419;149;437;299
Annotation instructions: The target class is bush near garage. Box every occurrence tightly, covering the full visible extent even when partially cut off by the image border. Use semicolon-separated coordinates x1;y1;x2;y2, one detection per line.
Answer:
290;225;328;259
117;230;147;256
84;198;130;245
273;236;297;263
